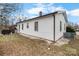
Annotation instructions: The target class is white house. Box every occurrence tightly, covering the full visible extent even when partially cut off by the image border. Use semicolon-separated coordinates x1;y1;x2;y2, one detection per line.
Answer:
16;11;68;42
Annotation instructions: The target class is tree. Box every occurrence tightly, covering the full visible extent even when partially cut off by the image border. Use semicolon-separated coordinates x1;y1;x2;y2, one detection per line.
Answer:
0;3;20;26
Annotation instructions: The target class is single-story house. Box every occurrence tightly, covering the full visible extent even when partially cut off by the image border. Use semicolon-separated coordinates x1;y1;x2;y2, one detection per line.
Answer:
16;11;68;41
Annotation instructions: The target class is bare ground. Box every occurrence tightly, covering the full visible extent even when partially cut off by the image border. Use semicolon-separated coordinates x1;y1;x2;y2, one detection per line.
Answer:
0;34;79;56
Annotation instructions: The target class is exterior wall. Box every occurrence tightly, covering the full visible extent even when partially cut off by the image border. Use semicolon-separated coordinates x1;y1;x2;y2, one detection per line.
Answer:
55;13;66;41
16;24;20;33
17;15;54;41
16;13;66;41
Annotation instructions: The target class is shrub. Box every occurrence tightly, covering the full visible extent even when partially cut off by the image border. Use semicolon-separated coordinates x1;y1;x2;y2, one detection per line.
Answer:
66;26;76;32
1;30;11;35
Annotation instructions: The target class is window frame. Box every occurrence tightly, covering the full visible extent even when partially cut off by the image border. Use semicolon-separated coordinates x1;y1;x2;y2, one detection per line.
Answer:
60;21;62;32
64;24;65;31
34;21;38;31
19;24;20;31
22;24;24;30
19;24;20;29
27;23;29;28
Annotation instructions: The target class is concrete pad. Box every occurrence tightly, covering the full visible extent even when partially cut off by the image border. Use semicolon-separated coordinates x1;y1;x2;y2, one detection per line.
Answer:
54;38;70;46
76;32;79;35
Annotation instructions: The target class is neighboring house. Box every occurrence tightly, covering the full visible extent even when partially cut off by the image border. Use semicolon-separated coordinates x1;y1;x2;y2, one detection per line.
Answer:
16;11;68;41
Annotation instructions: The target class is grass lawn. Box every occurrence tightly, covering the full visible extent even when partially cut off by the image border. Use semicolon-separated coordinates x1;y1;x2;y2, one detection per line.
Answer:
0;33;79;56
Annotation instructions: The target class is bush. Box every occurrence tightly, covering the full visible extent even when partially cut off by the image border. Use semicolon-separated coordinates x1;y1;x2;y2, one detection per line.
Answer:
66;26;76;32
1;30;11;35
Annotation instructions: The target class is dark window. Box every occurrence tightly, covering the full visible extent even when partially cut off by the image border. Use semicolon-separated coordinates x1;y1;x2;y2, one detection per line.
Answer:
27;23;29;28
64;24;65;30
22;24;23;30
19;25;20;29
60;21;62;32
19;25;20;31
34;21;38;31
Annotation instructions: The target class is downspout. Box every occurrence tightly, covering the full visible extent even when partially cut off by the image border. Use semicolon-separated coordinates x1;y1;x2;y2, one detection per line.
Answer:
53;14;55;42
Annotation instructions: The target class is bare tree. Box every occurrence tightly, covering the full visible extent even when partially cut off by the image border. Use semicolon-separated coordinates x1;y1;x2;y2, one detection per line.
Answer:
0;3;20;26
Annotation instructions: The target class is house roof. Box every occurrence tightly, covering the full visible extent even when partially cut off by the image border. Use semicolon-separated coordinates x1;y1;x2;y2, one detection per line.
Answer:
16;11;68;24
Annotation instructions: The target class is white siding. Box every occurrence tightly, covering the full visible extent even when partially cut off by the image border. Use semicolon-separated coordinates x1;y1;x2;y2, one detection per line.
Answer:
55;13;66;41
17;15;54;40
16;13;66;41
16;24;19;33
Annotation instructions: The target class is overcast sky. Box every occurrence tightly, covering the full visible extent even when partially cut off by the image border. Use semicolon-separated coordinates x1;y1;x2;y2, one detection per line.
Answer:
13;3;79;25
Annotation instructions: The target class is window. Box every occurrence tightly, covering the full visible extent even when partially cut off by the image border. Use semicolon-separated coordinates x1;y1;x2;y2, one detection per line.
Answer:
27;23;29;28
64;24;65;30
34;21;38;31
19;25;20;31
19;25;20;29
22;24;23;30
60;21;62;32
